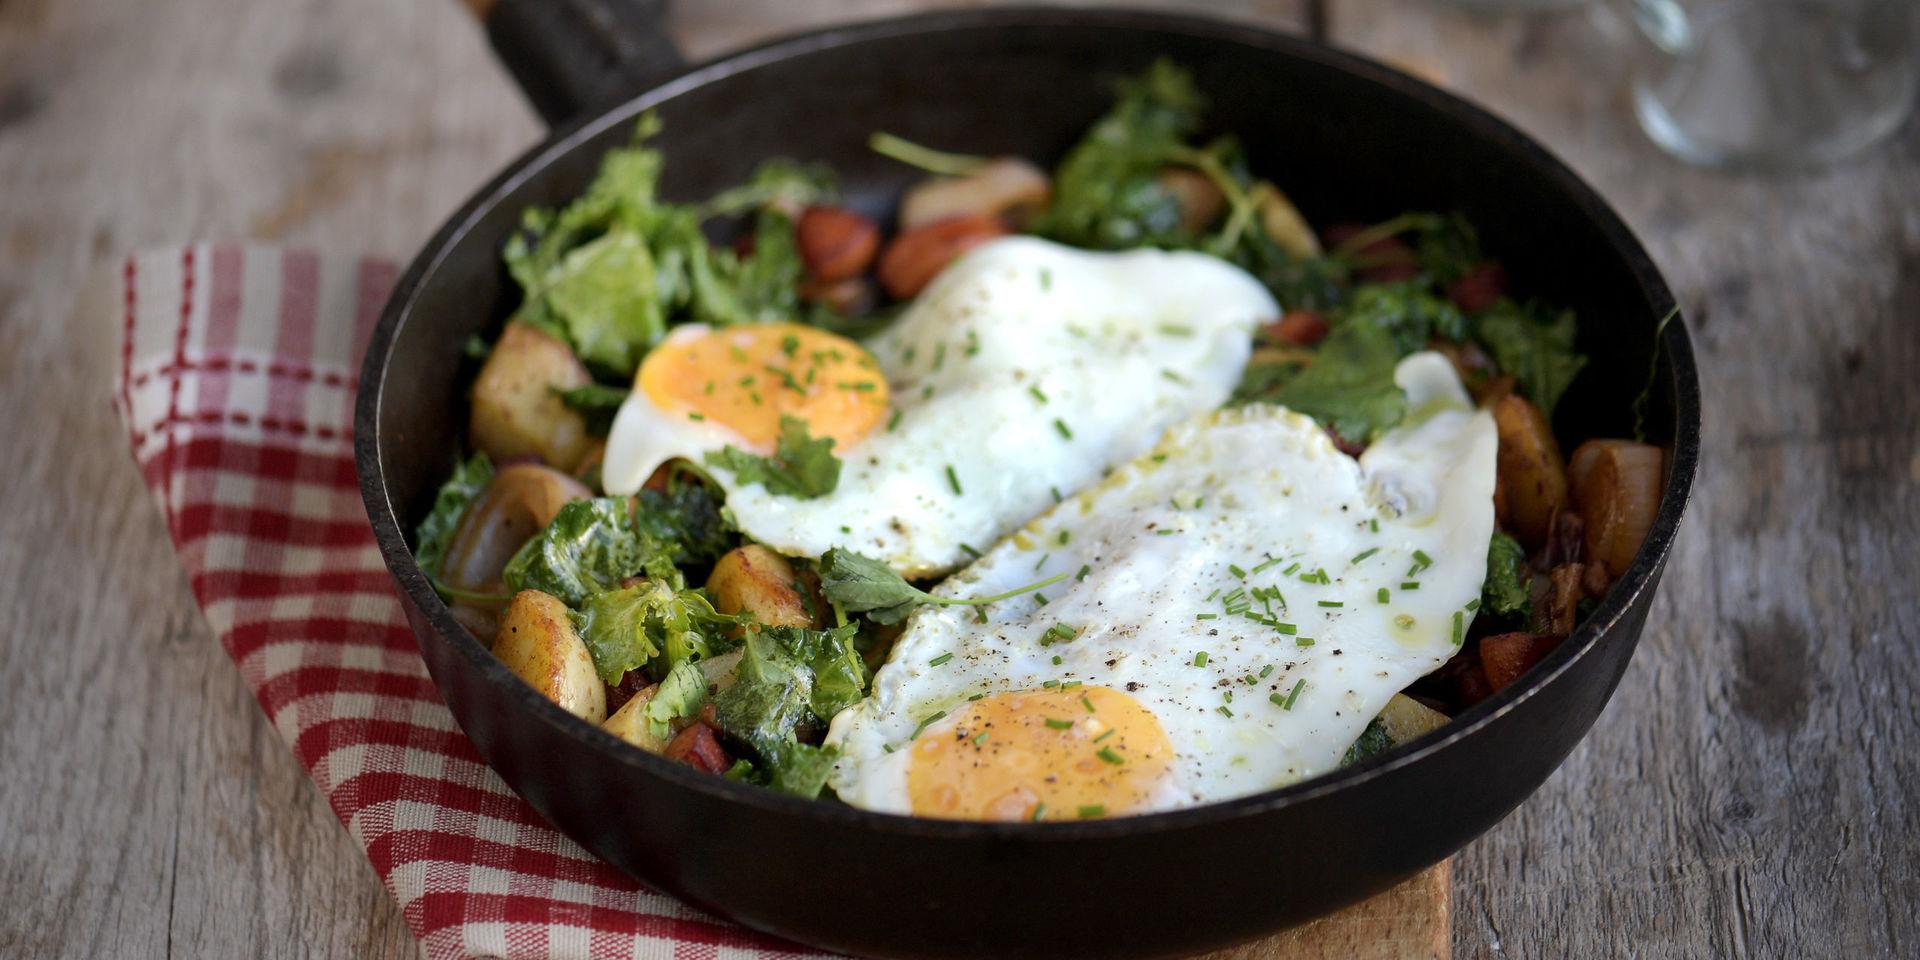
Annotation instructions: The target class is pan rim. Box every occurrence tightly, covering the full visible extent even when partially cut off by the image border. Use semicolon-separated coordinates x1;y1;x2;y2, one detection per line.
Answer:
355;4;1701;843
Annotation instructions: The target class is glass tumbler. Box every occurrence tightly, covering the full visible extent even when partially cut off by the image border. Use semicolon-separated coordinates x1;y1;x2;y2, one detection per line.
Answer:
1628;0;1919;169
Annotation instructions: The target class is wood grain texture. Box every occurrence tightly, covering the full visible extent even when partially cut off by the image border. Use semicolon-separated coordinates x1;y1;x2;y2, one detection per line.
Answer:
1;0;1911;958
1324;4;1920;958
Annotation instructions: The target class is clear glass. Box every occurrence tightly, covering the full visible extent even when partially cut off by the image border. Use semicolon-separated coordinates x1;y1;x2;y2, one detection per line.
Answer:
1628;0;1920;170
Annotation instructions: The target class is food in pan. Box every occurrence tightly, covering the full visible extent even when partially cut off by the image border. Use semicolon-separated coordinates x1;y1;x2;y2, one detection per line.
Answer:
415;61;1666;817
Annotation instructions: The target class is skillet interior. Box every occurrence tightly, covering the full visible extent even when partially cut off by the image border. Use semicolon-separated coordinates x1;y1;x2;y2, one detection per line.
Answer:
357;9;1698;958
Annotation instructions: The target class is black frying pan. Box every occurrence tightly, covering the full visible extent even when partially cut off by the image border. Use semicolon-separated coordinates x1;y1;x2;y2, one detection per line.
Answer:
356;4;1701;957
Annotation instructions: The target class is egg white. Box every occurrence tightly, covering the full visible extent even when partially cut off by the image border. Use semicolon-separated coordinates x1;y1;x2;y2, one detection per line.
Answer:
602;236;1278;577
827;354;1498;814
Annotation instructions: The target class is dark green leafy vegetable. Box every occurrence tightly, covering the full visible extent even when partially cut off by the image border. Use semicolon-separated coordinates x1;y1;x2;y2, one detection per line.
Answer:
699;158;834;219
1342;282;1469;353
1269;321;1408;443
414;453;494;579
1411;213;1483;287
572;578;743;684
816;548;1068;625
704;415;843;499
1482;531;1532;619
712;624;865;797
1473;299;1587;422
1341;717;1393;766
552;383;629;436
645;659;710;740
632;468;736;568
502;497;670;607
1032;59;1207;250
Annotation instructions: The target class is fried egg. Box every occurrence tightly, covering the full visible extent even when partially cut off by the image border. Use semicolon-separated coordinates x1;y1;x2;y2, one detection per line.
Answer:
601;236;1278;577
826;354;1497;819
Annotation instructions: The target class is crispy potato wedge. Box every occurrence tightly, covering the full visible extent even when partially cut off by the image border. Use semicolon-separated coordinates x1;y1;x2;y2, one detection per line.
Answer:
1491;393;1569;548
469;322;595;473
1377;693;1450;746
705;545;822;631
494;590;606;722
602;683;667;753
441;463;591;599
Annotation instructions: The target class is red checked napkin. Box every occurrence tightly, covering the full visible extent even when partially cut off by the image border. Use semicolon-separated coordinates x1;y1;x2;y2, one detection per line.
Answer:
112;245;836;960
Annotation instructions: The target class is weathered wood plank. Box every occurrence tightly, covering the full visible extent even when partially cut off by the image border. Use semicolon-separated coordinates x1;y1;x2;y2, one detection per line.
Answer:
1325;4;1920;957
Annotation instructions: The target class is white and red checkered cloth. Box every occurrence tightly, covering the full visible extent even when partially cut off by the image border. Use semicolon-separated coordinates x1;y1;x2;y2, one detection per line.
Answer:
112;245;837;960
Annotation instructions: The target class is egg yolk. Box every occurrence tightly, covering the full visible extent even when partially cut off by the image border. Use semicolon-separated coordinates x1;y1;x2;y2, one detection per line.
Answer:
636;323;889;451
908;686;1175;821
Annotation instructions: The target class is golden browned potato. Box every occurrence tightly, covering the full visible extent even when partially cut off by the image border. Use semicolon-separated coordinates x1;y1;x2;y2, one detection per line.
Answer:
1157;167;1226;234
469;322;595;473
494;590;606;722
1252;182;1322;260
1376;693;1450;745
1569;439;1665;579
440;463;591;600
602;684;667;753
705;545;823;630
899;158;1051;231
1490;393;1569;549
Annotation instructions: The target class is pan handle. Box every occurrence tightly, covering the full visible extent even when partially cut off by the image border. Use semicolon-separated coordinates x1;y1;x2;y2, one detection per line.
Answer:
469;0;686;127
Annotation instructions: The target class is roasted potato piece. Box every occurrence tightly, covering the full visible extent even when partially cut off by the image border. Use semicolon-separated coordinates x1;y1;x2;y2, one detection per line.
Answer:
1252;182;1322;260
705;545;822;630
899;157;1051;231
1543;563;1587;636
1376;693;1450;746
441;463;591;599
602;683;667;753
1490;393;1569;549
494;590;606;722
1158;167;1227;234
469;322;595;473
1569;439;1665;579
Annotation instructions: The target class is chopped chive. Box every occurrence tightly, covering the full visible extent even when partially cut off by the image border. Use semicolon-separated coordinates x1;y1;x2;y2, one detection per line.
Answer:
1217;705;1234;717
1050;485;1063;503
1223;690;1234;703
945;464;963;495
1093;728;1116;743
1160;368;1190;384
1282;679;1306;709
1243;674;1258;685
968;693;985;701
704;380;715;395
1053;418;1073;440
1259;664;1275;678
1032;803;1048;821
1060;680;1083;690
1252;556;1284;574
1351;547;1380;564
922;384;934;400
1157;323;1195;336
1156;528;1178;536
1204;588;1221;602
780;334;800;357
1151;453;1168;463
1466;598;1481;612
1040;267;1053;290
1035;553;1050;572
1377;587;1391;604
1369;518;1380;533
1193;651;1209;667
1229;564;1248;579
1318;600;1344;608
973;730;990;746
1029;384;1049;404
1400;581;1420;591
965;330;980;357
1044;718;1073;730
1057;530;1070;545
1076;564;1091;582
1034;593;1049;606
929;653;954;667
932;343;947;371
1078;805;1106;818
1081;695;1096;713
1452;610;1465;646
887;407;903;432
1195;613;1218;621
1042;680;1060;689
1282;562;1301;576
1097;747;1125;765
1408;550;1434;576
883;743;894;753
959;542;983;558
1276;622;1297;635
1395;614;1416;629
687;412;706;421
913;711;947;737
1295;636;1315;647
1052;655;1063;665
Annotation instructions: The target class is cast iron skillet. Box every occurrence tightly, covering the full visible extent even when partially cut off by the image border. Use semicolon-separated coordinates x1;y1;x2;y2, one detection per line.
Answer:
356;4;1701;957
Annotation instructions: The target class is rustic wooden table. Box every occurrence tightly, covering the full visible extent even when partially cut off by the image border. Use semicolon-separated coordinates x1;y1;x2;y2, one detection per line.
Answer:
2;1;1913;957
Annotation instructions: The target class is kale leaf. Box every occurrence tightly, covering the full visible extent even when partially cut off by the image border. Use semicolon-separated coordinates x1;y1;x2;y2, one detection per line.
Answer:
1270;321;1408;443
1032;59;1208;250
1342;282;1469;353
1473;299;1587;422
552;383;629;436
1341;717;1393;766
571;578;743;685
1482;531;1532;619
711;624;866;797
816;547;1067;625
704;415;842;499
632;468;736;568
644;659;710;740
414;452;494;580
502;497;671;607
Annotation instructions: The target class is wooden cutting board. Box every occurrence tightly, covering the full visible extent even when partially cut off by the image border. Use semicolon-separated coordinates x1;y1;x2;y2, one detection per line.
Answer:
1191;863;1450;960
